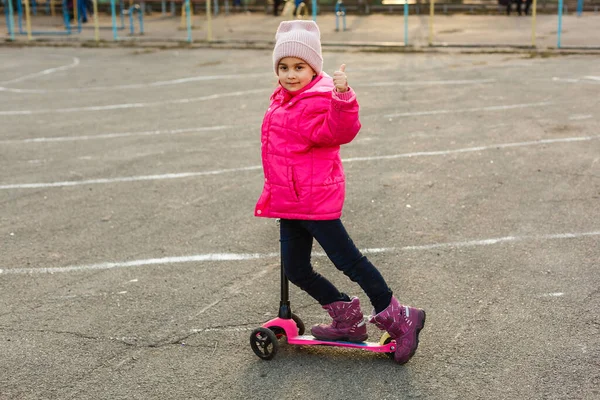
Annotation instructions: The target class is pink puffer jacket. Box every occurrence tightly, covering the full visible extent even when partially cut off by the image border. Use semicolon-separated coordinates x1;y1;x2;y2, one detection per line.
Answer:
255;73;361;220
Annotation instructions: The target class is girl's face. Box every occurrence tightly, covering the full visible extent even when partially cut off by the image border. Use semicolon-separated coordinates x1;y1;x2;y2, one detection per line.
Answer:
277;57;316;92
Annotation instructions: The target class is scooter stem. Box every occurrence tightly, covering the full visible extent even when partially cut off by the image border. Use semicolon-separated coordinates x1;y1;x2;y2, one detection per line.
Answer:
278;245;291;319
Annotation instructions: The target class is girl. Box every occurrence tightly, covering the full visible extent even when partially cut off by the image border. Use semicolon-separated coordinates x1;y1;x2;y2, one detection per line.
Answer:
255;20;426;364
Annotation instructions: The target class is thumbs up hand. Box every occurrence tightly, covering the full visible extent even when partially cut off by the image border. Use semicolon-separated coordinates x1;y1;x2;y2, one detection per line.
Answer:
333;64;349;93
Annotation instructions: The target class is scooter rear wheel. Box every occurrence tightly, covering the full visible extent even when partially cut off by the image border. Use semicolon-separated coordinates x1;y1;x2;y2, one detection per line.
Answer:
379;332;395;360
291;313;305;336
250;327;279;360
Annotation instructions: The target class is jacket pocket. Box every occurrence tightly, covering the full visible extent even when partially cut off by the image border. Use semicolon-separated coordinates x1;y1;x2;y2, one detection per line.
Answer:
323;160;345;185
287;166;300;202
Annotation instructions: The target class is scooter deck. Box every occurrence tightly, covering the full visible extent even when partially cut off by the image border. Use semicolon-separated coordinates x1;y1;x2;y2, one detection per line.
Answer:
287;335;395;353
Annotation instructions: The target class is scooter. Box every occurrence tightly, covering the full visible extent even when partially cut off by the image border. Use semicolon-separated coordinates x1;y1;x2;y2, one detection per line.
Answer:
249;245;396;361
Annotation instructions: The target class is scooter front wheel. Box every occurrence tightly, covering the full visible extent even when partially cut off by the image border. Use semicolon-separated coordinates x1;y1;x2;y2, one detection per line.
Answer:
250;327;279;360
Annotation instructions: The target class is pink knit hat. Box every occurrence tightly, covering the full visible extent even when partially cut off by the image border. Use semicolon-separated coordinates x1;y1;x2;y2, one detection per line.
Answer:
273;20;323;75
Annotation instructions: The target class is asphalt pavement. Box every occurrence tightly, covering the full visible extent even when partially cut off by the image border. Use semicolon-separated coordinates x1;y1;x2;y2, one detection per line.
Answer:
0;40;599;399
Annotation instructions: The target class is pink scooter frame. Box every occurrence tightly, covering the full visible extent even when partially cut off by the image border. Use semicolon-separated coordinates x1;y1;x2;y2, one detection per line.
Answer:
263;317;396;353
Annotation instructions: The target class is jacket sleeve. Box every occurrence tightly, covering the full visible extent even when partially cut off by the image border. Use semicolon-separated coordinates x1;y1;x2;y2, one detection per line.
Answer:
303;88;361;147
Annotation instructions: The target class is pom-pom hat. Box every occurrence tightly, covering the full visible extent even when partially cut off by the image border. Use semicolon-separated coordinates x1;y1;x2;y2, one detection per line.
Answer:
273;20;323;75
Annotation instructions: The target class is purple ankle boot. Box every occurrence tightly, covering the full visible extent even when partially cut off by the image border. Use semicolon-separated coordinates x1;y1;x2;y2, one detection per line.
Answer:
310;296;368;343
370;296;426;364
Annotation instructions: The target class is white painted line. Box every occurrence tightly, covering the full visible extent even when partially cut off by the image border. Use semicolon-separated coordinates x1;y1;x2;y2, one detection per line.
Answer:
1;231;598;275
0;125;233;144
0;166;263;190
0;57;80;85
568;115;593;121
0;76;491;94
343;135;600;162
2;135;598;190
552;76;600;84
543;293;565;297
0;88;269;116
384;101;552;118
552;77;580;83
0;253;279;275
0;72;271;93
359;79;496;88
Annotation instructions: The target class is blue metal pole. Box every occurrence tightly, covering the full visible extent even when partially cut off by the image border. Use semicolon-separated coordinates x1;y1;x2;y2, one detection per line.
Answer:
6;0;15;40
63;0;71;34
185;0;192;42
111;0;118;40
120;0;125;28
403;0;408;45
77;0;83;33
312;0;316;21
140;2;144;33
16;0;24;34
557;0;563;48
129;6;134;34
4;0;10;35
576;0;583;15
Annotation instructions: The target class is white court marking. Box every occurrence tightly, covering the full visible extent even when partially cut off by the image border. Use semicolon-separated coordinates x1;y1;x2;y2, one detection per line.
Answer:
0;125;234;144
569;115;593;121
0;88;270;116
0;72;271;93
0;57;80;85
552;76;600;84
358;79;496;88
2;134;598;190
1;230;598;275
0;81;519;116
0;74;496;94
0;166;263;190
543;293;565;297
384;101;553;118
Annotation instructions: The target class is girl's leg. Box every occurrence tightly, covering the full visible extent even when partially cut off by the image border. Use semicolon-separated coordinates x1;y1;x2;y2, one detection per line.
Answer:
299;219;425;363
279;219;347;306
300;219;393;314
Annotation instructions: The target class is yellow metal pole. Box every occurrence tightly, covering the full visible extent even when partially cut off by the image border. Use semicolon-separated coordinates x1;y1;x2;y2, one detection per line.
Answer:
531;0;537;47
429;0;435;46
93;0;100;41
207;0;212;41
74;0;79;24
23;0;33;40
51;0;55;16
